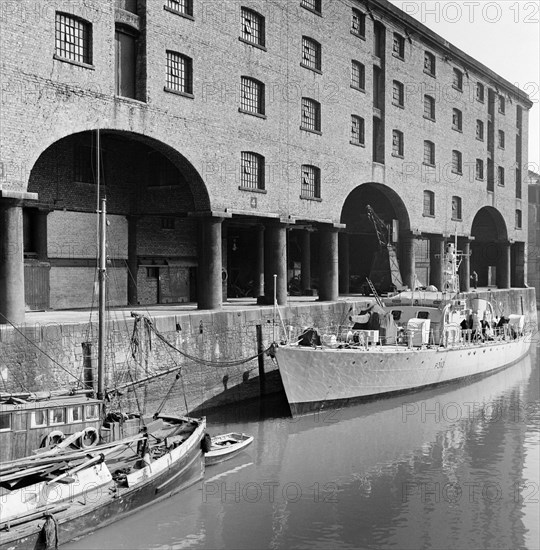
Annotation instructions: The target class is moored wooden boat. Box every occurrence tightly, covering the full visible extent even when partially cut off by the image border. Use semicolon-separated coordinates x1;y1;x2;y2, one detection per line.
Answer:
0;415;206;550
205;432;254;466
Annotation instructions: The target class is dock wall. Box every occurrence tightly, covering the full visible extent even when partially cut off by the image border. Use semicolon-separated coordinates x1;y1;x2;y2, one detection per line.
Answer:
0;288;537;415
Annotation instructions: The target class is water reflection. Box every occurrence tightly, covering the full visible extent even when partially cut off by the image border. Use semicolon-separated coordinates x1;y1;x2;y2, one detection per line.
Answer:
67;344;539;550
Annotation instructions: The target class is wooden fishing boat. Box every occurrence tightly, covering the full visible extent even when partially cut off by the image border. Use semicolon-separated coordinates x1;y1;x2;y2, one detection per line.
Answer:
205;433;254;466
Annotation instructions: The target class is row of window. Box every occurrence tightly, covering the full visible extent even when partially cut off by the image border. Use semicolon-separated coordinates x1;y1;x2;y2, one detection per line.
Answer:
0;404;100;432
422;191;522;228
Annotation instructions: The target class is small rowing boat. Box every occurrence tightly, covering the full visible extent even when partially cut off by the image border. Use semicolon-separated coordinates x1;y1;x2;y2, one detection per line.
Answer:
205;433;254;466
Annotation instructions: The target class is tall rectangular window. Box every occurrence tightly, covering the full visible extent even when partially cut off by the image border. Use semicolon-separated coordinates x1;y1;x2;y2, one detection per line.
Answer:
476;159;484;180
301;37;321;72
476;82;485;102
301;0;321;14
115;27;138;99
498;130;505;148
373;22;385;58
392;80;404;107
424;95;435;120
166;51;193;95
301;97;321;132
166;0;193;16
515;209;522;229
516;168;522;199
241;7;265;47
452;108;462;131
423;141;435;166
240;77;264;115
241;152;264;190
452;68;463;91
517;105;523;130
476;120;484;141
424;51;435;76
498;95;505;114
351;115;365;145
55;12;92;65
452;150;462;174
451;196;462;221
301;165;321;199
351;9;365;37
392;33;405;59
423;190;435;216
498;166;505;186
351;61;365;90
392;130;404;157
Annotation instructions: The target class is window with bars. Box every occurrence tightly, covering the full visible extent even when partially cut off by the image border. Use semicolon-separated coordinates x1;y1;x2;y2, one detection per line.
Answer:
476;82;484;102
424;95;435;120
452;150;462;174
351;60;365;90
300;165;321;199
301;37;321;72
498;166;505;186
424;51;435;76
392;80;404;107
301;98;321;132
423;141;435;166
498;95;505;114
166;51;193;94
452;108;462;131
351;8;365;37
301;0;321;14
240;152;265;190
55;13;92;65
498;130;505;149
476;120;484;141
240;7;265;47
451;196;462;220
166;0;193;17
453;68;463;91
423;191;435;216
392;130;404;157
240;77;264;115
351;115;365;146
515;209;522;229
392;33;405;59
476;159;484;180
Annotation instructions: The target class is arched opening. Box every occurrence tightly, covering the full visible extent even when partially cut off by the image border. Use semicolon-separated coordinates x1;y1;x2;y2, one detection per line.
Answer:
470;207;509;288
25;130;210;310
340;183;410;293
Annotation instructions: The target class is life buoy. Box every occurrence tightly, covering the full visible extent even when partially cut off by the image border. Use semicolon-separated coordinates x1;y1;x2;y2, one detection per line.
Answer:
41;430;65;448
78;427;99;449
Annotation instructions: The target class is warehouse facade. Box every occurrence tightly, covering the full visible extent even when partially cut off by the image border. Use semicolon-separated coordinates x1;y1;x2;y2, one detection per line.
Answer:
0;0;533;323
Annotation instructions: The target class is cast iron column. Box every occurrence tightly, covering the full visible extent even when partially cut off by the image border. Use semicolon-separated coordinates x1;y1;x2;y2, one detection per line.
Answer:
319;226;339;302
256;225;264;298
401;234;416;291
198;216;224;310
264;221;287;305
430;235;445;290
300;229;311;294
0;199;25;324
498;241;511;289
339;232;350;294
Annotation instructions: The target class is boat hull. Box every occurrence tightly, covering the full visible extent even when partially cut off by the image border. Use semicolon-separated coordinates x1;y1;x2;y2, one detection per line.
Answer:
0;420;206;550
275;338;531;416
205;433;254;466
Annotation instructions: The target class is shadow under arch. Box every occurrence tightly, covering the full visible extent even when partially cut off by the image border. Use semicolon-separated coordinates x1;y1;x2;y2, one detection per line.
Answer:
471;206;509;288
340;183;411;293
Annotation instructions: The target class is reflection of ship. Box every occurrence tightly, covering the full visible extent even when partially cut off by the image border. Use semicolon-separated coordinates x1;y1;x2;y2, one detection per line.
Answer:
276;242;532;416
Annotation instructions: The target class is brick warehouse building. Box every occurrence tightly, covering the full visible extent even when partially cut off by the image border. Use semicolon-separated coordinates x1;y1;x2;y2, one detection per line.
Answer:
0;0;533;324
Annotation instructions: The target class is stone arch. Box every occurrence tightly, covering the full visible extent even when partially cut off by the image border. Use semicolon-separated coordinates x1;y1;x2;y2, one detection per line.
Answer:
470;206;510;288
24;130;212;310
340;183;411;293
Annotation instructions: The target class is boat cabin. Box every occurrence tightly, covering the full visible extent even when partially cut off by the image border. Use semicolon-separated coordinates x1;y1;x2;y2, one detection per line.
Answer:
0;395;102;462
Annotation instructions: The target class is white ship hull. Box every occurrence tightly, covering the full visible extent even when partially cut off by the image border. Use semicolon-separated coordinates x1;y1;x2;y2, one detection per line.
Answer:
275;337;531;416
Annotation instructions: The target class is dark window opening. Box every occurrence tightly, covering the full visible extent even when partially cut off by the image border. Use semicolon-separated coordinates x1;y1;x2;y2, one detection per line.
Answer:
115;26;138;99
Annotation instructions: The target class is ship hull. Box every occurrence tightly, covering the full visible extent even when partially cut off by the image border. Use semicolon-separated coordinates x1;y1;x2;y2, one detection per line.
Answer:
275;338;531;416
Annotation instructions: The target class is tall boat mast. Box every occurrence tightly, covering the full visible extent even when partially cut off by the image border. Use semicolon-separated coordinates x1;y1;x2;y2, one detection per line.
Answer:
97;129;106;400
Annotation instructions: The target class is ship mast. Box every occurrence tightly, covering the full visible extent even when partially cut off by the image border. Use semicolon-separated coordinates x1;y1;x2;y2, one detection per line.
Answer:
97;129;106;401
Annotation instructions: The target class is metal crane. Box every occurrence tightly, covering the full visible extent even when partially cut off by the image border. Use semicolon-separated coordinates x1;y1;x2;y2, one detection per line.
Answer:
365;205;405;293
